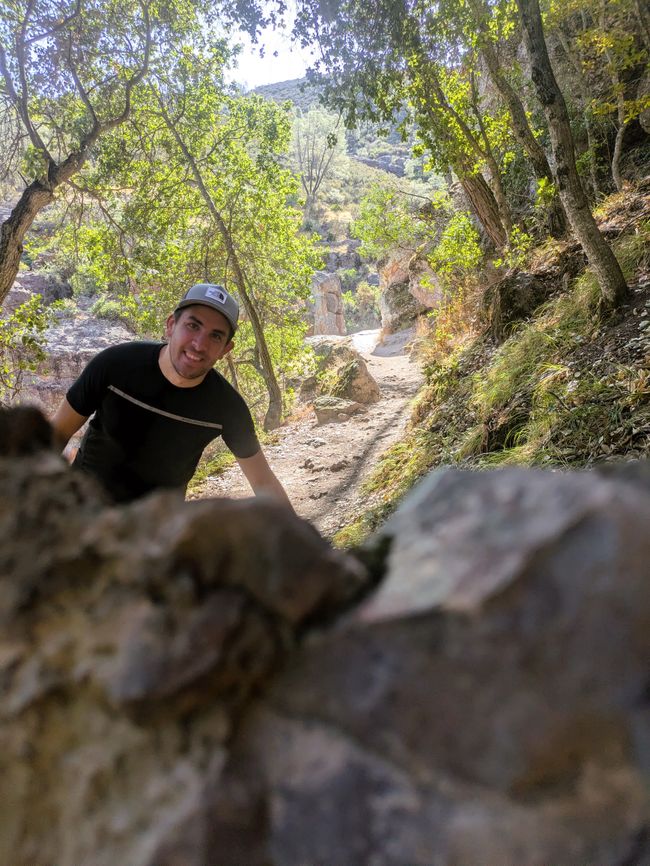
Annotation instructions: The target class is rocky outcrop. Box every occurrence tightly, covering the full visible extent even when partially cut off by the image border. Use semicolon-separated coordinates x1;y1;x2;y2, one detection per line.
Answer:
378;250;439;333
308;337;381;407
0;447;365;866
310;271;346;335
2;433;650;865
482;270;549;341
408;254;444;308
4;270;73;314
220;465;650;866
323;240;363;272
19;311;134;415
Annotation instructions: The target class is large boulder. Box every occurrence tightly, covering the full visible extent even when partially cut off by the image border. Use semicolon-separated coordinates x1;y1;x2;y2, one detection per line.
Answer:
208;465;650;866
2;418;650;866
313;395;366;424
408;254;444;308
482;270;550;341
0;443;365;866
309;339;381;406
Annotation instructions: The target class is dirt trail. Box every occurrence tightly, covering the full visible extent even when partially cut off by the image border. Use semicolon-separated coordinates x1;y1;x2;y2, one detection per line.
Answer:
197;328;424;539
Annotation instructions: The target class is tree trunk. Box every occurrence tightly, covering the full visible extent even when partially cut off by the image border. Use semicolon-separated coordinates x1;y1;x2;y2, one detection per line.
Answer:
611;114;627;193
516;0;629;310
0;180;54;307
416;58;510;248
634;0;650;50
600;1;628;192
476;30;567;237
554;27;602;198
460;171;509;249
158;99;284;430
223;243;284;431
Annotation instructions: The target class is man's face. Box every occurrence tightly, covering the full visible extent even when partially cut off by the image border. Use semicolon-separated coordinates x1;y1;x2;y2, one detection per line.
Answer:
165;305;234;382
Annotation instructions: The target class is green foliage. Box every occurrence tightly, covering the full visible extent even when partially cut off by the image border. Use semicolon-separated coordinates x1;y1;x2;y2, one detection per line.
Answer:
0;295;54;402
429;211;482;281
352;185;428;260
46;43;322;423
339;268;360;291
187;439;236;495
342;281;381;331
90;294;132;324
494;226;534;270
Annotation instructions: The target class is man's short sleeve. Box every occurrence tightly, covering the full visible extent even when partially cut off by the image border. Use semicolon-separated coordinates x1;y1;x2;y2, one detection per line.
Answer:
220;388;260;459
66;346;114;416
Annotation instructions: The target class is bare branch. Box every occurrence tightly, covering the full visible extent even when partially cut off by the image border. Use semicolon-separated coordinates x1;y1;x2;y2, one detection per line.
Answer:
14;0;54;160
0;33;53;163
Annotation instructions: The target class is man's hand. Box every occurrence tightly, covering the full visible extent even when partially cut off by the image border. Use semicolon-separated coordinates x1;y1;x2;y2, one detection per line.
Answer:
236;450;294;513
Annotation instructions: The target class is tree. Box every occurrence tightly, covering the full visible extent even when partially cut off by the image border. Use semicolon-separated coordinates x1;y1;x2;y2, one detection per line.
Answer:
294;0;513;249
547;0;649;195
0;0;273;308
464;0;567;236
516;0;629;309
291;107;346;217
57;45;321;429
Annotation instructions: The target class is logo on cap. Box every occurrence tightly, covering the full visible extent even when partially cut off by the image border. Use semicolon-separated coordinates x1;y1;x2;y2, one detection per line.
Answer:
205;286;227;305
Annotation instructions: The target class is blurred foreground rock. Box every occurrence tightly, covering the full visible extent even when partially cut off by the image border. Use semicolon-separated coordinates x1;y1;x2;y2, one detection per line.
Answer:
2;449;650;865
0;451;366;866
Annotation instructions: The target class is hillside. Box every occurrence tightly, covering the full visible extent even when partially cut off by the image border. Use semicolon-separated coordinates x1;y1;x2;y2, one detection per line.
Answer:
254;76;413;177
333;179;650;546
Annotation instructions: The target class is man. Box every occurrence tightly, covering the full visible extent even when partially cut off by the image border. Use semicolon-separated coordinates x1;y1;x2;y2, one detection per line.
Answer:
51;283;292;509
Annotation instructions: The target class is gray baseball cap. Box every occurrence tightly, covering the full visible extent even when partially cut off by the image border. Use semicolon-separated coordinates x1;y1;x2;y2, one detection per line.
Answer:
175;283;239;335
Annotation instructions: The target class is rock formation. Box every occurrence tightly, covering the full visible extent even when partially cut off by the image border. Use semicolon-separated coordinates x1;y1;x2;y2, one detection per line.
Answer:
2;424;650;865
378;250;438;333
310;271;346;335
309;337;380;404
0;444;365;866
3;270;72;316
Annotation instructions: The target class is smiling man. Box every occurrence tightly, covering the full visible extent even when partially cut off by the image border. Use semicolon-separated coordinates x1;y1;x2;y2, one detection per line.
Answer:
51;283;292;508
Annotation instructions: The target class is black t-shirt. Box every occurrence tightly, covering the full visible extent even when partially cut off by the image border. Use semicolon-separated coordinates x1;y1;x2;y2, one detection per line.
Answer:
67;341;259;502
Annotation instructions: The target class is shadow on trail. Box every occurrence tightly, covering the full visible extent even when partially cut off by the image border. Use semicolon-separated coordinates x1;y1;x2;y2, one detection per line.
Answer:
309;387;417;537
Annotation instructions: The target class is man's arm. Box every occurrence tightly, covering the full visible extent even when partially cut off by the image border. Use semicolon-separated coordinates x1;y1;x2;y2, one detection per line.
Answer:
236;450;294;512
50;398;89;455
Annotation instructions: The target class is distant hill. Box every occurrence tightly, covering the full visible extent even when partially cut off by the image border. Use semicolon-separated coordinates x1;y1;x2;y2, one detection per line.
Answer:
253;77;412;177
253;78;322;113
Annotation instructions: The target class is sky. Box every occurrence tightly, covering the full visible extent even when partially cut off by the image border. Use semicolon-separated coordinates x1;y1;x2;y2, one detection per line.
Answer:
228;24;314;90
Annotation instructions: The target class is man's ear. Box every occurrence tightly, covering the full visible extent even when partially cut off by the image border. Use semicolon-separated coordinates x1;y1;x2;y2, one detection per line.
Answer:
222;340;234;356
165;314;175;338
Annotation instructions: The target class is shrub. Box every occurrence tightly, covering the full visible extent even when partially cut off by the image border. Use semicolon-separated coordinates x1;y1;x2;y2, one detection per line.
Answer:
90;294;131;324
0;295;54;402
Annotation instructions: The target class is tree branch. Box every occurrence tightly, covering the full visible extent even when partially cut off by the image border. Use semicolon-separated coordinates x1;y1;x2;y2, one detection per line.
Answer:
24;0;82;45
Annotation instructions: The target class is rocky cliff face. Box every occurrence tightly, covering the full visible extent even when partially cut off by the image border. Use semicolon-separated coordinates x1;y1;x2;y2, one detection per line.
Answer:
1;437;650;865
